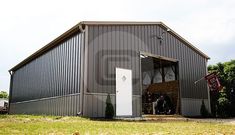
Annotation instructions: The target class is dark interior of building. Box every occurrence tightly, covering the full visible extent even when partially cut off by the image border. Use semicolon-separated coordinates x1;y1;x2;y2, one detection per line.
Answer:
141;54;180;115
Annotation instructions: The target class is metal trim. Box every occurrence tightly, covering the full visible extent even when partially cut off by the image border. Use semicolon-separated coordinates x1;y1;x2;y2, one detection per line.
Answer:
11;93;81;104
139;52;143;116
9;22;210;74
9;21;210;72
9;27;82;72
80;21;162;25
84;92;141;97
8;73;14;113
140;51;178;62
81;25;89;115
205;59;211;113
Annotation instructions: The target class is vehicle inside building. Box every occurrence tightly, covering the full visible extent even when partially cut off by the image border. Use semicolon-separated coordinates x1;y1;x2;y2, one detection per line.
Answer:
141;54;180;115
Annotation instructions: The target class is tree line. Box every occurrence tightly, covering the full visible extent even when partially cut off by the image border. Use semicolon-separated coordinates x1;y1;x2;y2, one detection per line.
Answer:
208;59;235;117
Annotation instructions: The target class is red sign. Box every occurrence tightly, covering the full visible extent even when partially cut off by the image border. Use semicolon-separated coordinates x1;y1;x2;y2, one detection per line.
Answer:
205;72;222;91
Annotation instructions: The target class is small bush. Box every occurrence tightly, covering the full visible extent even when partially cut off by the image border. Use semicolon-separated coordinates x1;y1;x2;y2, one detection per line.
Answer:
200;99;209;117
105;94;114;119
217;92;230;118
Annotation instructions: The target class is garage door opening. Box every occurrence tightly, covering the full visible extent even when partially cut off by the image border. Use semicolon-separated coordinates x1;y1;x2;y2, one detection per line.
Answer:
141;53;180;115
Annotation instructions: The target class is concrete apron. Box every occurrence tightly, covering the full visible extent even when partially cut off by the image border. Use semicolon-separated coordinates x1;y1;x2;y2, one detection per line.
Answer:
114;115;235;125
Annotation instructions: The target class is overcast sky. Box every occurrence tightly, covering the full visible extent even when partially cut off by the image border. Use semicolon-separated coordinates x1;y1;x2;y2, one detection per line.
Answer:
1;0;235;93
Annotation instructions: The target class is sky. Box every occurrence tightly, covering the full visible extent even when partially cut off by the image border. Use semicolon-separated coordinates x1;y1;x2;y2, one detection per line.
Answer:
0;0;235;93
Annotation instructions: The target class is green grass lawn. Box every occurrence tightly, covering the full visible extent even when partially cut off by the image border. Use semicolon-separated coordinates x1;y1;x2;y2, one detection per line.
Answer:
0;115;235;135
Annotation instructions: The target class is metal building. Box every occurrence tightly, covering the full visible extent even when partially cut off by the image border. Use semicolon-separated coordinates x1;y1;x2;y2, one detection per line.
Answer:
9;21;211;117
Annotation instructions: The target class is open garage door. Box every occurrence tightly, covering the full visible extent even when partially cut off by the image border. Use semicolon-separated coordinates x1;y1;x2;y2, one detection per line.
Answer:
140;54;180;115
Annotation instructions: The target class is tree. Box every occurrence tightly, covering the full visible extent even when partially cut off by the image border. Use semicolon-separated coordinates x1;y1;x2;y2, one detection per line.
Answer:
224;60;235;87
0;91;8;99
208;59;235;117
208;60;235;92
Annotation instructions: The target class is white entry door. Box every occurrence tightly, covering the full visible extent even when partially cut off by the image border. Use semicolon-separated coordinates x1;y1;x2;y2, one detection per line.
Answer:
116;68;132;116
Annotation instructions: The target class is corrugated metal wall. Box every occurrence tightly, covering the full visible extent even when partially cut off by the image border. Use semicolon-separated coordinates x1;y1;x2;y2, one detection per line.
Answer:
181;98;210;116
10;94;80;115
84;25;208;117
9;24;209;117
83;94;141;117
10;32;83;115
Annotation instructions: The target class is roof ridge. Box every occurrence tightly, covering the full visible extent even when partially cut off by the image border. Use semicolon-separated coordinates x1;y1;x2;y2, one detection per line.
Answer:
9;21;209;72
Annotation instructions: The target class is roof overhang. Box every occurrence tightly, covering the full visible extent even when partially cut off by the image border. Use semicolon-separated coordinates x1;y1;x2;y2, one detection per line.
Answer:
9;22;83;72
9;21;210;72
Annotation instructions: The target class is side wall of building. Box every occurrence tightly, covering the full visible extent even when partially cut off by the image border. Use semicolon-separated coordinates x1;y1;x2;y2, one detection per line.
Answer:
10;32;84;116
84;25;209;117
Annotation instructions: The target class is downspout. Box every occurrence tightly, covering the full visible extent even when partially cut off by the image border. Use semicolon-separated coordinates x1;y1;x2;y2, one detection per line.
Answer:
77;24;86;116
82;24;89;116
8;70;14;114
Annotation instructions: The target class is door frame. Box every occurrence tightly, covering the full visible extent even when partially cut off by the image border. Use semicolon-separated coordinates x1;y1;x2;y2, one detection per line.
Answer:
139;51;181;116
115;67;133;117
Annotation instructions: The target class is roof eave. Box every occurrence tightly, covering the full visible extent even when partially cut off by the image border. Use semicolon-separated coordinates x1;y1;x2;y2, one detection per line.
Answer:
159;22;210;60
9;21;210;72
80;21;162;25
9;22;82;72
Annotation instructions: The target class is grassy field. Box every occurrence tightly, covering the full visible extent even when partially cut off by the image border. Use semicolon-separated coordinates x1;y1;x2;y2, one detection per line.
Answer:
0;115;235;135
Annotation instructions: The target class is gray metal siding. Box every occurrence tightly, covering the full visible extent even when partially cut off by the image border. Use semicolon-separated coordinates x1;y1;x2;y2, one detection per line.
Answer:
83;93;141;117
10;32;83;115
87;25;208;98
10;94;80;116
85;25;208;117
181;98;210;116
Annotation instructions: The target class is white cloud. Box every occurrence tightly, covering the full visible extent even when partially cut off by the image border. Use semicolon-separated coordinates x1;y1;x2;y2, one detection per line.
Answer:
173;7;235;45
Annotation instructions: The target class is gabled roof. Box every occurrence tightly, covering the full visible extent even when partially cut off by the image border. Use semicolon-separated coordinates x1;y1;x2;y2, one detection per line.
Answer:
9;21;210;72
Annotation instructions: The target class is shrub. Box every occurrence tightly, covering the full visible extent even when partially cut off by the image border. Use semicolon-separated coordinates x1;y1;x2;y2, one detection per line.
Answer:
105;93;114;119
200;99;209;117
217;92;230;118
210;90;219;117
0;91;8;99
